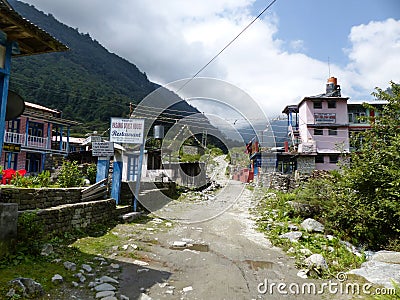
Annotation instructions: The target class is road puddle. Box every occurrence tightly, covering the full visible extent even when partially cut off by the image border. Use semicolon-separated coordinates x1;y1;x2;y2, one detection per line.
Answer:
244;260;273;270
170;243;209;252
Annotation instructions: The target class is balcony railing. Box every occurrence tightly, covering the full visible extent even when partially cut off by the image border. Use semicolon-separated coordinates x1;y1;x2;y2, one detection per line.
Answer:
4;131;68;152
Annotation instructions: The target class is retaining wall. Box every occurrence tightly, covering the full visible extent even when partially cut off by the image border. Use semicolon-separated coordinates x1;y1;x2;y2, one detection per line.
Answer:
31;199;117;234
0;187;82;211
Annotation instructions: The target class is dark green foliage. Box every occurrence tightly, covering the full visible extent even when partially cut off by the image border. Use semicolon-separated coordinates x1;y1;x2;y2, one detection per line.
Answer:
16;211;44;258
56;161;84;187
283;82;400;250
323;82;400;250
85;163;97;184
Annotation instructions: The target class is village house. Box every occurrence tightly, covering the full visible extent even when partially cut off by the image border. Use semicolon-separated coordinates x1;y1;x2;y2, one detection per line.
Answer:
236;77;389;181
1;101;80;174
280;77;387;174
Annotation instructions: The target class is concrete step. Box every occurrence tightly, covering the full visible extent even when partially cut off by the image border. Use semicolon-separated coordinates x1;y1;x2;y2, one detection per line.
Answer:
115;205;132;216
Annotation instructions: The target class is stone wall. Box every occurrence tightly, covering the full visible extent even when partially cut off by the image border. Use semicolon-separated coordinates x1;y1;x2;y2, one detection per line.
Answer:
0;187;82;211
260;172;311;193
0;203;18;257
297;156;316;174
0;187;120;240
28;199;116;235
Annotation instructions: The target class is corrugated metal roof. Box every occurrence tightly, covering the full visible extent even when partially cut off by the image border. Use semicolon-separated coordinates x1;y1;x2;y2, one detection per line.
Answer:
25;101;59;114
0;0;68;56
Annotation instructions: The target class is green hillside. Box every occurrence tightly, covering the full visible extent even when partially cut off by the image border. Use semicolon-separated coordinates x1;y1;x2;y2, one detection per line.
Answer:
7;0;198;134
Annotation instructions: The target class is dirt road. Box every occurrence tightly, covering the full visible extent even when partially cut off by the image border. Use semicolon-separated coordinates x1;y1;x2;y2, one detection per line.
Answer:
118;157;324;300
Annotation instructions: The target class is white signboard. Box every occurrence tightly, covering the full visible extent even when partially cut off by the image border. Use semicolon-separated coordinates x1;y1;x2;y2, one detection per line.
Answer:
314;113;336;124
92;142;114;156
110;118;145;144
82;135;101;145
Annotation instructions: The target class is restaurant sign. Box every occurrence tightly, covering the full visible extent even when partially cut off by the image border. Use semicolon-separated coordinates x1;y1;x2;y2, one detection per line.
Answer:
110;118;145;144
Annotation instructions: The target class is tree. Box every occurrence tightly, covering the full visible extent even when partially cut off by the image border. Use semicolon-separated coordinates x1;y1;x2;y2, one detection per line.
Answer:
324;81;400;250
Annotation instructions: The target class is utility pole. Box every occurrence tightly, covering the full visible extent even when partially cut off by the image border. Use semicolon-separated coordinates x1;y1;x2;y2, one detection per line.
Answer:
202;130;207;148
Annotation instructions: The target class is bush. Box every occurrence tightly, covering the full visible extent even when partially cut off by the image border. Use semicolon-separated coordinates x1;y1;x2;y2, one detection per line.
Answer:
81;163;97;184
11;170;51;188
56;160;84;187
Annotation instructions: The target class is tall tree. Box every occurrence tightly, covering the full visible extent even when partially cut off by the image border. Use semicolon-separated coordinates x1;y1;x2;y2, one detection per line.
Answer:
325;81;400;250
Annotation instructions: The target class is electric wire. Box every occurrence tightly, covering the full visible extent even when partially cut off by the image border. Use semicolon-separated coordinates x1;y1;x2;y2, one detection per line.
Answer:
175;0;278;93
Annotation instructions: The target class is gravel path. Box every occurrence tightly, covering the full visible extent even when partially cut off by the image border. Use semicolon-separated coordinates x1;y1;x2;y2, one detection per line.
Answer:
118;157;330;300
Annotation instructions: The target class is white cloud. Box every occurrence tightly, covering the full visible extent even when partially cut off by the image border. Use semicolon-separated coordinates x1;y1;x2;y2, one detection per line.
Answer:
20;1;400;117
345;18;400;93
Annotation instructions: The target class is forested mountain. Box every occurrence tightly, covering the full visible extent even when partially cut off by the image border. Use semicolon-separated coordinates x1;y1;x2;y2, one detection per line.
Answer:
7;0;199;134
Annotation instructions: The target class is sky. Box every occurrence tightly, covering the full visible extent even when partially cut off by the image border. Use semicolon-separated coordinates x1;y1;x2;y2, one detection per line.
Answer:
19;0;400;118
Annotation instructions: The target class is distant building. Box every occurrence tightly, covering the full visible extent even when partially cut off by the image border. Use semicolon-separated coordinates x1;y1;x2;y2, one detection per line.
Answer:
240;77;388;178
1;102;79;174
280;77;387;174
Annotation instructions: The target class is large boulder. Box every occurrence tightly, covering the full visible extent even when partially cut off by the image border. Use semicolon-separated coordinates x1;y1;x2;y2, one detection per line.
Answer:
300;218;324;233
8;278;44;298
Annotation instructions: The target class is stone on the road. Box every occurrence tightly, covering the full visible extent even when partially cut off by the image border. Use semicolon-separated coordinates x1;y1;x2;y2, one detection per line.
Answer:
172;241;187;247
133;260;149;266
110;263;120;269
99;275;119;284
94;283;116;292
182;286;193;292
139;293;152;300
95;290;115;298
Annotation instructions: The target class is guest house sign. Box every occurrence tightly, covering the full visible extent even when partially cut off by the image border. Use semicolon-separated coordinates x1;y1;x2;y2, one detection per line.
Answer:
110;118;144;144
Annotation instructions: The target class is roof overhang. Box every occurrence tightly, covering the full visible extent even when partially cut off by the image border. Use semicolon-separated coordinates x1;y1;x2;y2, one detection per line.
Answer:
0;0;68;56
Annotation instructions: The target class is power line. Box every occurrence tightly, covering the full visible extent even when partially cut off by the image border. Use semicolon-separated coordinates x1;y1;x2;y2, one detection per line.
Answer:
176;0;278;93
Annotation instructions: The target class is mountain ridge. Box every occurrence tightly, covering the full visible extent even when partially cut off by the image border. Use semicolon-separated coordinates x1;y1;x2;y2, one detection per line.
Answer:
8;0;201;134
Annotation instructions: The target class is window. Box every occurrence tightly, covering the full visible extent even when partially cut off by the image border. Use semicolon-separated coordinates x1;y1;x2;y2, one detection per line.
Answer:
25;153;41;173
329;155;339;164
315;155;324;164
328;128;337;136
314;129;323;135
28;122;44;137
313;101;322;109
348;108;367;124
7;120;20;133
4;152;18;169
327;101;336;108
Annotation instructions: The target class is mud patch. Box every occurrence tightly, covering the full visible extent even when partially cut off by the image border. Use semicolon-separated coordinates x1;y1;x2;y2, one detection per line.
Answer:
244;260;273;270
170;243;209;252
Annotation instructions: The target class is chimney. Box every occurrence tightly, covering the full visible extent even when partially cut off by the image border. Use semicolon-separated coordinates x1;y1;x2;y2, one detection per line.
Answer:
326;77;341;97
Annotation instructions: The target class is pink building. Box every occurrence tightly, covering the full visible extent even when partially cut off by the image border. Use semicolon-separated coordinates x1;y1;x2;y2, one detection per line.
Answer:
283;77;350;173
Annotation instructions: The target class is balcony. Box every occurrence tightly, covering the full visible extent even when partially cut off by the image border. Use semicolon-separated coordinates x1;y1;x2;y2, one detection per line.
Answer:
4;131;68;153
